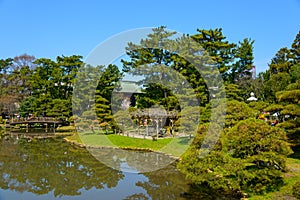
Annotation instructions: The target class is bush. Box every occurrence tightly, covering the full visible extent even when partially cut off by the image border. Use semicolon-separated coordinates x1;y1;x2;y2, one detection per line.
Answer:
56;126;76;132
178;118;293;195
292;181;300;199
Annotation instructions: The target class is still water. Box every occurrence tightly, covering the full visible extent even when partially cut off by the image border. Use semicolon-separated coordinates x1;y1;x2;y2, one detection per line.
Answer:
0;136;192;200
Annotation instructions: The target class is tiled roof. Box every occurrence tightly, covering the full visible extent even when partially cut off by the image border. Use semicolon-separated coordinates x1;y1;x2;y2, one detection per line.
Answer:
116;80;143;93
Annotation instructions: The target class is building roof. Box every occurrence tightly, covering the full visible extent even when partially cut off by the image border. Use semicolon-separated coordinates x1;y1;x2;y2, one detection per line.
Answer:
117;80;143;94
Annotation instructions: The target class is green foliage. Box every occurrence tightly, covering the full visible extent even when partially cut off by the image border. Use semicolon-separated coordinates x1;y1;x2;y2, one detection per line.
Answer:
265;72;291;102
225;119;292;160
264;104;284;112
179;118;292;195
290;31;300;63
225;100;255;128
273;65;300;156
290;64;300;82
281;104;300;116
238;72;268;101
137;83;179;110
122;26;203;108
19;96;37;117
0;122;4;137
112;109;135;131
191;28;236;80
231;38;254;82
94;64;122;126
224;84;243;101
248;101;269;113
47;99;71;119
268;48;292;74
175;106;200;135
292;181;300;199
276;89;300;104
0;55;34;114
18;55;84;118
56;125;76;132
72;64;103;116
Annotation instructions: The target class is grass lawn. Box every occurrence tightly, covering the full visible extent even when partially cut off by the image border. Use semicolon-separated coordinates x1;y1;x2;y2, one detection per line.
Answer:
66;132;192;157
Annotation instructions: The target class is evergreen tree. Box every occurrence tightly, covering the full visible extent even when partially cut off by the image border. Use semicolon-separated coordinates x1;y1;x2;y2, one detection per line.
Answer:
191;28;236;81
269;47;292;74
122;26;181;109
276;78;300;156
290;31;300;64
178;118;292;195
23;55;83;118
231;38;254;82
94;64;122;126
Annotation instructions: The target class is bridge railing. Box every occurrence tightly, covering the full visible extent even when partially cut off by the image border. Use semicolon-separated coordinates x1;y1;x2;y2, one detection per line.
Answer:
10;117;59;123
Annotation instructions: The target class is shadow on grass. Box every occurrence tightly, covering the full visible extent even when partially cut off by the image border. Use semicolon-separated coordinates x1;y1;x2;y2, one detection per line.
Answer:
290;144;300;160
176;136;192;145
82;131;114;136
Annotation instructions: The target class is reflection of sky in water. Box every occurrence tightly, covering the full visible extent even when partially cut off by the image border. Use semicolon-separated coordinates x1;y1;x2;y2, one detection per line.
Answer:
89;148;177;173
120;159;139;173
0;171;150;200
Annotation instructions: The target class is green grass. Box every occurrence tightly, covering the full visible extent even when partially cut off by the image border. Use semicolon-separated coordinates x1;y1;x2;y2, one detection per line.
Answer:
65;131;81;143
56;125;76;132
66;132;191;157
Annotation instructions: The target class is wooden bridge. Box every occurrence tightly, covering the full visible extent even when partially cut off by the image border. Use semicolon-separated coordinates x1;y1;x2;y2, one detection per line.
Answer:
8;117;62;133
9;117;61;125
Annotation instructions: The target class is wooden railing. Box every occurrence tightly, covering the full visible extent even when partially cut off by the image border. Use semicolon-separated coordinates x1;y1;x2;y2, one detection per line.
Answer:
9;117;60;123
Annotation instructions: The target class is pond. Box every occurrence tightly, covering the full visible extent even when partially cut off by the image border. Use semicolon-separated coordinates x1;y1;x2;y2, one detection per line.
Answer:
0;135;194;200
0;134;238;200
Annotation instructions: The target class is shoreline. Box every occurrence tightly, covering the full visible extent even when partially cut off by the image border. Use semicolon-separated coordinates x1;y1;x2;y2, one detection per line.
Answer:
1;129;183;160
63;136;181;160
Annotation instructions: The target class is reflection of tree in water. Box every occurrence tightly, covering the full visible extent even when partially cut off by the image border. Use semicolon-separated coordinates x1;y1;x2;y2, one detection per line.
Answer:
124;163;239;200
124;193;149;200
181;184;242;200
0;137;124;197
1;137;225;199
89;148;177;173
125;164;190;200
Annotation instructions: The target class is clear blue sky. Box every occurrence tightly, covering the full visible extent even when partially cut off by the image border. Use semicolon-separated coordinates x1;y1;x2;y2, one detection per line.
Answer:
0;0;299;73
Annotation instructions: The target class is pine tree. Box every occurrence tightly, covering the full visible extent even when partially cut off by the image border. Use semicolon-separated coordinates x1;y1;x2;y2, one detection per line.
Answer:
191;28;236;81
290;31;300;64
269;47;292;74
231;38;254;82
94;64;122;126
178;118;292;195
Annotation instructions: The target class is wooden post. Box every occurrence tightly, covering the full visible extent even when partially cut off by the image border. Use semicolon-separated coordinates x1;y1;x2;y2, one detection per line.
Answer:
146;125;149;136
156;119;159;139
45;123;48;133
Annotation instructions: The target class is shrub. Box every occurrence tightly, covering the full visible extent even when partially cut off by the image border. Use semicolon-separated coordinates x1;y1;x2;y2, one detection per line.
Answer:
292;181;300;199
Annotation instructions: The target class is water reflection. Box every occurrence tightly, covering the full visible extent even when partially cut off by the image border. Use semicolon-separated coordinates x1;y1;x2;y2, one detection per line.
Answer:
88;147;177;173
0;136;190;200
